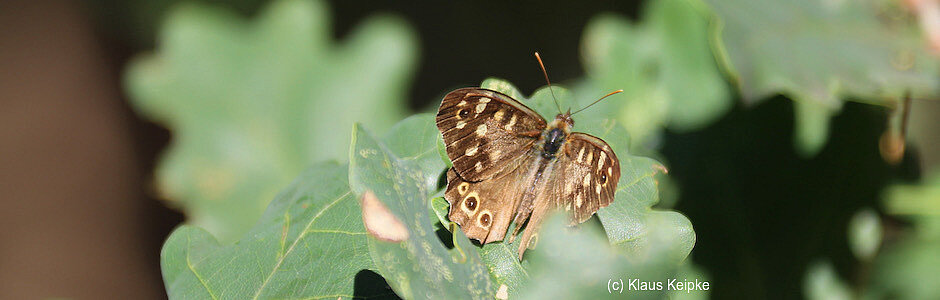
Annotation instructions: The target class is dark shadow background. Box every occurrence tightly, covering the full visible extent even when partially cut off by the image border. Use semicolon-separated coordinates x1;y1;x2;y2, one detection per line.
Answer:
0;0;926;298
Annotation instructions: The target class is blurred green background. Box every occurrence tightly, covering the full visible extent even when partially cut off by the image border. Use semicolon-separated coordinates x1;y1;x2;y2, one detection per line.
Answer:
1;0;938;298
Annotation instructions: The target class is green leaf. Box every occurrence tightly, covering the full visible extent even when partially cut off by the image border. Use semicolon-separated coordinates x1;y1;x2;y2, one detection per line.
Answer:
519;216;699;299
125;0;417;242
590;118;695;263
669;263;712;300
798;173;940;299
581;0;731;146
381;114;447;193
869;172;940;299
884;172;940;219
803;260;852;300
703;0;940;155
160;162;385;299
349;122;494;299
848;208;882;261
160;114;443;299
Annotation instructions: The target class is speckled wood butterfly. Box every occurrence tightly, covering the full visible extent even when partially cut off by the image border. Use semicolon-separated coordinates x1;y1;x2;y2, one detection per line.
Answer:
436;53;623;259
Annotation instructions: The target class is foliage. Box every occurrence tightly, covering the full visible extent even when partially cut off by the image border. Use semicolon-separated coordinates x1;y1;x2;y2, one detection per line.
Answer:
703;0;940;155
160;79;696;298
848;208;882;261
136;0;940;298
580;0;730;148
349;119;494;299
161;162;381;299
869;172;940;299
125;0;417;242
801;172;940;299
803;260;853;300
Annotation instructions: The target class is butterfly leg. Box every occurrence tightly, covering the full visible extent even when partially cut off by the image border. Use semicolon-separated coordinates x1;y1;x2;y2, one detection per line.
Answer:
516;200;553;260
507;210;531;244
518;130;542;138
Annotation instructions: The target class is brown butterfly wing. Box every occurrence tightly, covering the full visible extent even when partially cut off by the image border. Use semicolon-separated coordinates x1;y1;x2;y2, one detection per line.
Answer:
552;132;621;223
512;132;621;258
444;164;533;243
436;88;546;182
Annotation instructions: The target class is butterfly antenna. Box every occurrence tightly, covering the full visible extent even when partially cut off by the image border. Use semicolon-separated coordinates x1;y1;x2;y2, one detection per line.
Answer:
571;89;623;116
534;52;563;114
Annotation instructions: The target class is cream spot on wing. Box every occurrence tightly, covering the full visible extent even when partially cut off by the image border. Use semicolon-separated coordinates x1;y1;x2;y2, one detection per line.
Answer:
476;124;487;136
458;100;467;106
595;184;602;194
489;149;501;160
565;180;574;194
607;167;612;176
586;151;594;164
456;121;466;129
493;109;505;121
528;233;539;250
505;114;516;130
583;173;591;187
598;151;607;169
465;146;478;156
576;194;583;208
577;147;585;163
457;182;470;195
475;103;487;114
475;161;483;171
478;98;490;103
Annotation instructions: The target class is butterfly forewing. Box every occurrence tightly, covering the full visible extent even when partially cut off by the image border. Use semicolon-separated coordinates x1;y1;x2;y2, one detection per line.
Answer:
436;88;546;182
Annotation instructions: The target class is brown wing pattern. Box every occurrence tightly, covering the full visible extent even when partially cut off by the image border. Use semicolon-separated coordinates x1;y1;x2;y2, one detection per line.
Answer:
444;166;531;243
550;132;621;224
436;88;546;182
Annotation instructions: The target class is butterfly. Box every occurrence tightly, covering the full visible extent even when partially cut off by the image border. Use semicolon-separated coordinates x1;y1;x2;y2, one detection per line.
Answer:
436;53;623;259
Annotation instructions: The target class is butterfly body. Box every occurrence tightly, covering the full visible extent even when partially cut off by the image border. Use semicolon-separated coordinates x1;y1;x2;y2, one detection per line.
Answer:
436;88;620;259
540;118;571;158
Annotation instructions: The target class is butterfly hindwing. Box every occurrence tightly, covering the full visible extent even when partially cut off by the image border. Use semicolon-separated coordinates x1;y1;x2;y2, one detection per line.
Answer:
436;88;547;182
444;167;529;243
552;132;621;223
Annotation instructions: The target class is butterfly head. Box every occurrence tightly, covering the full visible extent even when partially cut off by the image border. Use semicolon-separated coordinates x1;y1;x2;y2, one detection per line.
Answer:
553;109;575;130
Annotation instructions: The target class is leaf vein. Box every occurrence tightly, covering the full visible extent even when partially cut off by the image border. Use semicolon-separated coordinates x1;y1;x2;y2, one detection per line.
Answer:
186;234;218;300
251;190;352;300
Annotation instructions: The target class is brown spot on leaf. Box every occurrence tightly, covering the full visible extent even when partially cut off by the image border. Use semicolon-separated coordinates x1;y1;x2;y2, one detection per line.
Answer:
495;284;508;300
652;164;669;175
360;191;409;242
880;132;905;165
